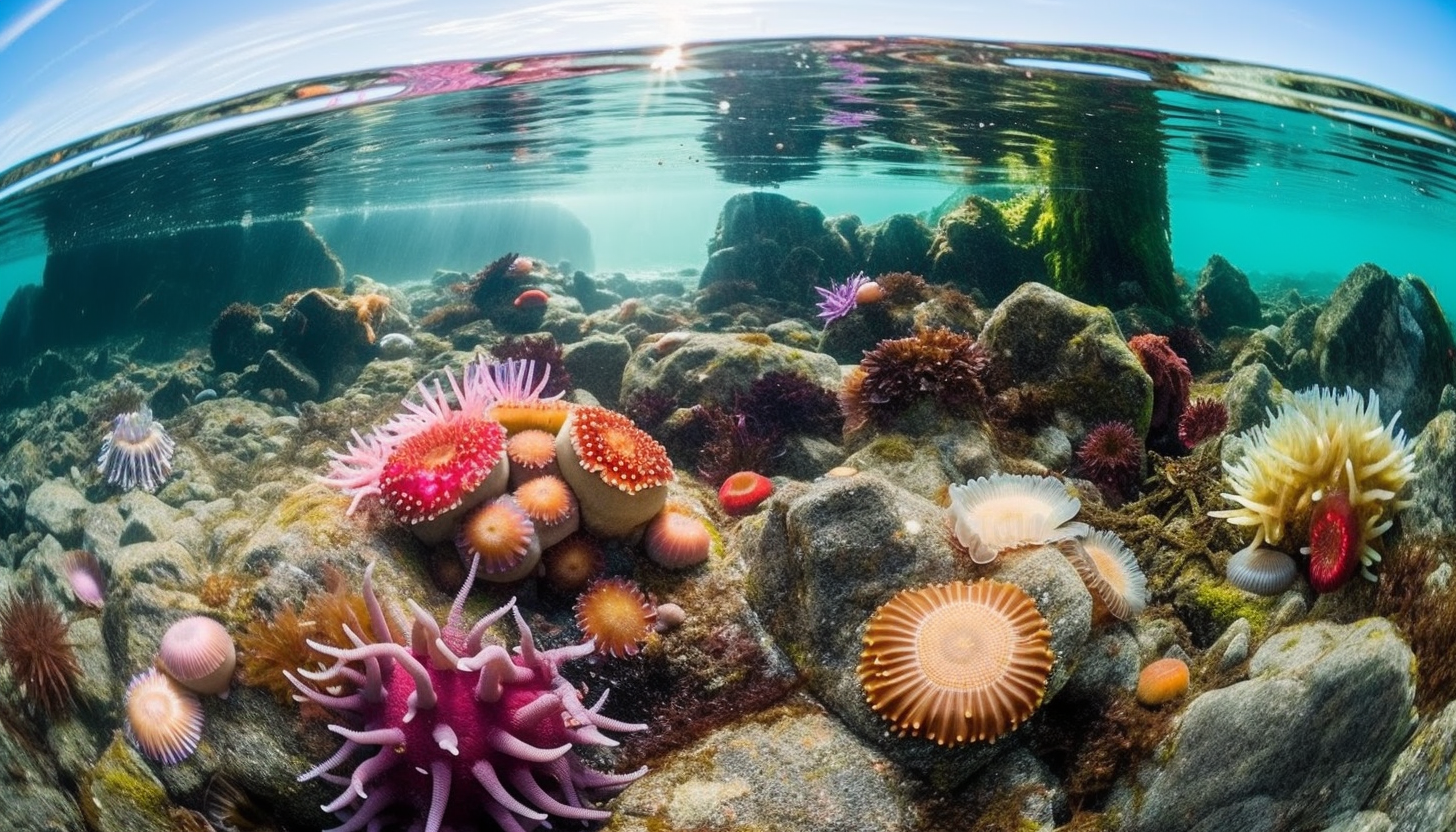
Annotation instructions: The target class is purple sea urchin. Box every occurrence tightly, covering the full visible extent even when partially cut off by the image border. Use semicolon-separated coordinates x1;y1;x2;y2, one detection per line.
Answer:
97;405;175;492
289;558;646;832
1178;397;1229;449
1077;421;1143;498
814;271;870;326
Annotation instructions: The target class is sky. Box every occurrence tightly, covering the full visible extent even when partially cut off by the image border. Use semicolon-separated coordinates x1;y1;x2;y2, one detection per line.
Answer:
0;0;1454;174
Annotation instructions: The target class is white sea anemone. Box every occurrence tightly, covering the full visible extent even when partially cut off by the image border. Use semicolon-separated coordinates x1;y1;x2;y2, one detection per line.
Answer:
1062;529;1148;620
97;405;175;493
947;473;1087;564
1210;386;1416;579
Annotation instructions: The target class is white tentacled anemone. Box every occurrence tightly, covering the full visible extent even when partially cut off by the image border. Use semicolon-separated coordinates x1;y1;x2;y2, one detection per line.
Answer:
947;474;1088;564
1210;386;1416;581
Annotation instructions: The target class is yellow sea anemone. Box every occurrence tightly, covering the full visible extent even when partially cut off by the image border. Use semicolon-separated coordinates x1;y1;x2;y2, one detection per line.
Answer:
1210;386;1416;580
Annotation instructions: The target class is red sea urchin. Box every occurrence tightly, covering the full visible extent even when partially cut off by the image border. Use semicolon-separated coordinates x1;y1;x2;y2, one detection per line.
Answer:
289;558;646;832
1076;421;1143;498
1178;397;1229;449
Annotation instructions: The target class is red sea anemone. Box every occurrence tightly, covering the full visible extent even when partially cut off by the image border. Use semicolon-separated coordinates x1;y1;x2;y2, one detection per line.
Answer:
379;413;509;543
1076;421;1144;498
718;471;774;516
1178;397;1229;449
1304;491;1362;593
291;558;646;832
1127;334;1192;453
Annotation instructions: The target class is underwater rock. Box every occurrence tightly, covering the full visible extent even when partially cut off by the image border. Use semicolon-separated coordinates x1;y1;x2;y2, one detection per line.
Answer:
24;477;90;548
1322;811;1395;832
979;282;1154;438
0;720;89;830
739;472;1090;788
927;194;1046;304
1312;263;1456;431
563;333;631;408
25;350;78;401
0;477;26;539
0;220;343;364
609;701;919;832
80;734;186;832
1402;411;1456;537
1231;327;1287;375
1109;618;1416;832
620;331;841;411
1222;361;1277;435
700;192;856;305
841;430;998;503
857;212;933;278
253;349;320;403
116;490;179;546
1193;254;1262;336
208;302;274;373
275;289;379;393
960;745;1068;831
1373;699;1456;832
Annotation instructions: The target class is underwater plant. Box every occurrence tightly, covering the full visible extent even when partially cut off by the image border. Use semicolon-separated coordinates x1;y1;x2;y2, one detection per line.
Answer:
694;405;780;487
735;369;842;440
0;582;80;715
290;559;646;832
858;579;1054;745
1210;386;1416;588
847;327;991;430
97;404;176;493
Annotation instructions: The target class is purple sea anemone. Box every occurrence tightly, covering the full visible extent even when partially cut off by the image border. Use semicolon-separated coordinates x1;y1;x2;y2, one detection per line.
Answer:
97;405;175;493
288;556;646;832
814;271;870;327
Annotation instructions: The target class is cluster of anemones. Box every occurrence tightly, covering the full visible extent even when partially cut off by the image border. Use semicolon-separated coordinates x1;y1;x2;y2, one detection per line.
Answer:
124;615;237;765
1211;386;1417;594
322;357;716;656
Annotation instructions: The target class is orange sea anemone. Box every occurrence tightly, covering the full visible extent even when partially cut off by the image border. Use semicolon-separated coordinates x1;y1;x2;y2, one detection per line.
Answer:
125;668;204;765
542;533;607;595
506;429;559;485
643;506;713;569
556;405;673;537
858;579;1054;745
574;577;658;658
456;495;542;583
511;474;580;548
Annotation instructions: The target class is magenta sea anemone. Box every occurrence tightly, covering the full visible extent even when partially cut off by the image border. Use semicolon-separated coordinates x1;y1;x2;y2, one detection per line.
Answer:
97;405;175;492
814;271;870;326
288;557;646;832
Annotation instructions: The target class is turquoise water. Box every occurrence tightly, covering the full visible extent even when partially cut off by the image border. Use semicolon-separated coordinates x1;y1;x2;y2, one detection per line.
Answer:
0;38;1451;326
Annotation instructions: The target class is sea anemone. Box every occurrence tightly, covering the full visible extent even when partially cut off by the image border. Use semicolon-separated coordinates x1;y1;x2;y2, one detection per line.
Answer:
643;506;713;569
718;471;774;516
1076;421;1144;498
542;533;607;595
1178;397;1229;449
853;327;991;428
62;550;106;608
379;412;510;543
158;615;237;697
290;558;647;832
1210;386;1416;581
574;577;659;658
1303;490;1362;593
857;580;1054;745
815;271;870;326
512;474;580;549
0;583;81;714
556;405;673;538
456;495;542;583
947;474;1087;565
506;429;560;485
490;336;572;399
1224;545;1298;596
1127;334;1191;452
97;405;176;493
1135;657;1189;706
1061;531;1148;620
125;668;204;765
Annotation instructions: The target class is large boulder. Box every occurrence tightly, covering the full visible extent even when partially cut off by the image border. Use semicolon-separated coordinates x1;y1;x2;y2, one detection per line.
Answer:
979;282;1154;439
1193;254;1262;336
619;331;841;409
1312;263;1456;431
698;192;856;306
1109;618;1417;832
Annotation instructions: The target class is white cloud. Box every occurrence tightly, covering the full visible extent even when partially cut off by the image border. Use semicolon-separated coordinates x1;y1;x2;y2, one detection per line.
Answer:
0;0;68;53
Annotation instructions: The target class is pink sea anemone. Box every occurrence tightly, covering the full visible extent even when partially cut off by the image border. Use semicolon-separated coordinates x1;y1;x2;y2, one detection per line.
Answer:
97;405;175;493
158;615;237;697
379;413;509;543
125;668;204;765
288;558;646;832
62;550;106;608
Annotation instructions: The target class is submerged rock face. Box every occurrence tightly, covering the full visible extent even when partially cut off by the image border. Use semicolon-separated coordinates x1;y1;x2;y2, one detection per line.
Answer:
1402;410;1456;537
1110;618;1416;832
738;472;1091;789
0;220;343;364
978;282;1154;438
1193;254;1262;336
1373;700;1456;832
699;192;856;305
619;331;841;408
1312;263;1456;431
